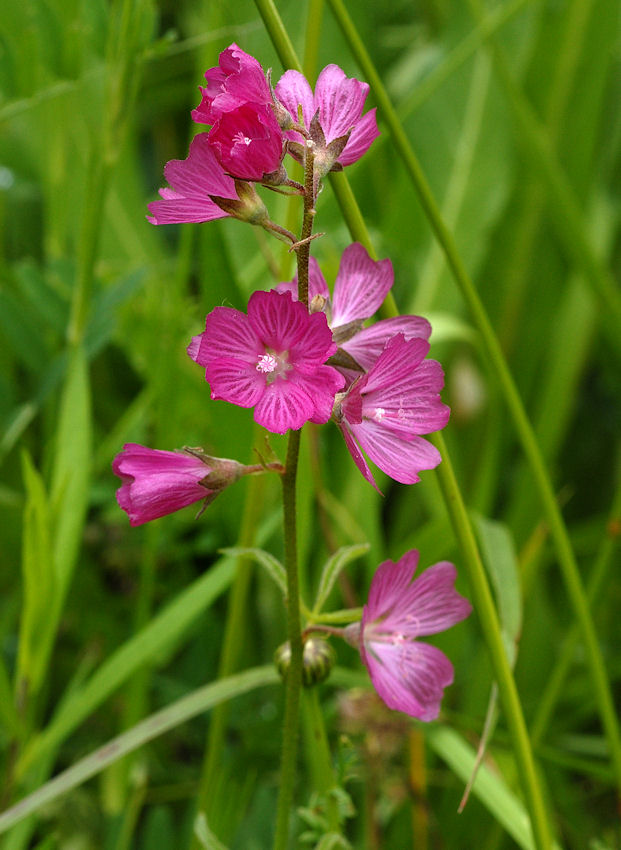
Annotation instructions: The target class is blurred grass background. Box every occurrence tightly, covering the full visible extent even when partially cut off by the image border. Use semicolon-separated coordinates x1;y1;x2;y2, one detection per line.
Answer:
0;0;620;847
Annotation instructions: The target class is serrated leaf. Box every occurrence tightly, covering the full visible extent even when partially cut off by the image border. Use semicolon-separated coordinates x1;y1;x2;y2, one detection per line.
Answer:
220;546;287;596
313;544;370;614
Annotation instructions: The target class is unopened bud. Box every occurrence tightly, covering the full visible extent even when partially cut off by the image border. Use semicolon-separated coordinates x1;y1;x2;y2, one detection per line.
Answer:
274;637;336;687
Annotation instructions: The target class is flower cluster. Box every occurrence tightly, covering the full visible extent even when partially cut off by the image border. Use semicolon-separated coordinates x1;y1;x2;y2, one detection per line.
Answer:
113;44;470;721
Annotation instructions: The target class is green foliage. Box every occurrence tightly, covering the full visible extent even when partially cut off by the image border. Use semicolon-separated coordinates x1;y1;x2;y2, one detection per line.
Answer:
0;0;619;847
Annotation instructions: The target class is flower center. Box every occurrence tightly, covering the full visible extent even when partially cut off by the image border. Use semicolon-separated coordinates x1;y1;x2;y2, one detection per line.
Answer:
233;132;253;146
256;353;278;373
256;350;291;383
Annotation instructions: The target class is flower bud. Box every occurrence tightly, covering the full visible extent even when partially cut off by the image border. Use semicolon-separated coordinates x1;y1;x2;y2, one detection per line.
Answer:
274;637;336;687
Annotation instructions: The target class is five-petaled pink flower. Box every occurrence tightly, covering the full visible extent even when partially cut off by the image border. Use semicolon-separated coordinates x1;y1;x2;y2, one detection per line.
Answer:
147;133;266;226
188;290;345;434
334;334;450;490
346;550;472;720
275;65;379;173
113;443;243;526
275;243;431;377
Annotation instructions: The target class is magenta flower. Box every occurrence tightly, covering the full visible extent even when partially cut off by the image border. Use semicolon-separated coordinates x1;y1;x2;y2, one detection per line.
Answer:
275;65;379;172
274;244;431;376
113;444;243;526
192;43;273;125
147;133;265;226
187;290;345;434
334;334;450;489
208;103;285;181
347;550;472;720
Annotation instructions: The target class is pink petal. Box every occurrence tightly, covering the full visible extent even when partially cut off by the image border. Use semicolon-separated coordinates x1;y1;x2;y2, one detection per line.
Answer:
147;198;229;225
364;640;454;721
193;306;262;366
361;335;430;395
350;421;442;484
253;376;316;433
340;316;431;371
163;134;237;199
338;108;380;166
403;562;473;636
275;69;315;130
314;65;369;143
247;290;311;352
204;357;266;408
338;422;380;491
272;256;330;302
364;553;420;619
303;366;345;423
288;311;337;370
331;244;393;327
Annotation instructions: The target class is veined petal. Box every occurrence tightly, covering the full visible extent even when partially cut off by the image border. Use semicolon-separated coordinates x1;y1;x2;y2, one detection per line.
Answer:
191;306;262;367
163;134;237;198
300;366;345;423
402;562;473;636
147;198;229;225
340;315;431;371
351;421;442;484
361;335;430;395
363;553;420;621
338;108;380;166
205;357;266;408
314;65;369;142
338;422;380;492
247;290;312;352
331;244;393;326
275;69;315;130
363;639;454;721
254;376;316;433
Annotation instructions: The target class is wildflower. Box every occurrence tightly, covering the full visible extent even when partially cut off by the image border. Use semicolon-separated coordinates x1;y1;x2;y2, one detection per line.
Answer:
188;290;344;434
207;103;285;182
192;43;273;125
147;133;269;226
274;244;431;376
275;65;379;174
346;550;472;720
334;334;449;489
113;444;244;526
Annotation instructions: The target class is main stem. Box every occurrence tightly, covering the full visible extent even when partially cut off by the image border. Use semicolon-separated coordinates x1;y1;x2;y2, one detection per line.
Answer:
272;141;316;850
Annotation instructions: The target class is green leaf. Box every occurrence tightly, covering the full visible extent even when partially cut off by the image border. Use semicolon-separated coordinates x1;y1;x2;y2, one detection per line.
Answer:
473;513;522;665
0;667;279;835
193;813;229;850
16;557;236;776
426;725;562;850
313;544;369;614
50;344;92;604
220;546;287;596
16;451;56;699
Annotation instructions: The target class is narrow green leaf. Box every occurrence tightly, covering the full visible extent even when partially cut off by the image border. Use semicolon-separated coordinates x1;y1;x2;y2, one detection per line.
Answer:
16;557;236;776
50;344;92;603
220;546;287;596
0;667;279;834
473;513;522;665
313;544;370;615
193;813;229;850
426;725;562;850
16;451;56;699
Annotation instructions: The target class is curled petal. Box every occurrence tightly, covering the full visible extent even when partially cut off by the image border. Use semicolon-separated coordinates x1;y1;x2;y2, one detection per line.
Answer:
331;243;394;327
314;64;369;142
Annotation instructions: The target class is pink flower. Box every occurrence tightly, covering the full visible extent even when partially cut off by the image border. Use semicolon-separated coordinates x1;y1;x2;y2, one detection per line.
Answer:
275;244;431;375
275;65;379;172
347;550;472;721
188;290;345;434
208;103;285;181
113;444;243;526
334;334;450;489
192;43;272;125
147;133;257;226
